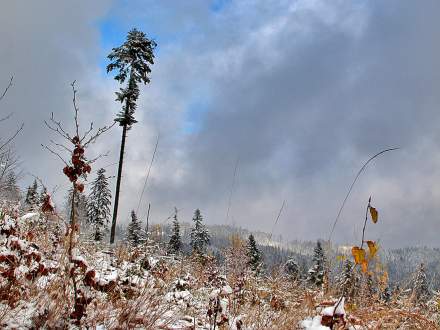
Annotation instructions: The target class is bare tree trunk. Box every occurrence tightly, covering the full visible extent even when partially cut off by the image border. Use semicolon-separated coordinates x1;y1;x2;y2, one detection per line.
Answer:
110;123;127;243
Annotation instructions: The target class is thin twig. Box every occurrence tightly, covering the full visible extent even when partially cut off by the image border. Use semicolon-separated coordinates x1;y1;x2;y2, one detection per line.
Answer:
81;122;94;143
0;76;13;102
145;203;151;235
226;157;239;225
0;123;24;151
269;200;286;240
71;81;80;139
328;147;399;242
88;150;110;164
360;197;371;249
82;122;116;147
41;144;68;166
44;112;72;141
136;133;160;214
0;113;13;122
50;139;72;154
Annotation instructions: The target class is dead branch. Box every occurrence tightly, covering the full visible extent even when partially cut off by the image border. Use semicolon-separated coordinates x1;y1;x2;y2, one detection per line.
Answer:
44;113;72;141
50;139;72;154
0;113;13;123
0;122;24;152
80;122;94;143
41;144;68;166
82;122;115;147
88;150;110;164
0;76;13;102
71;81;80;138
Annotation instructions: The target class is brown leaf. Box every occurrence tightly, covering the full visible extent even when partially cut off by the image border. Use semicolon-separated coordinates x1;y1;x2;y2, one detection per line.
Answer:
369;206;378;223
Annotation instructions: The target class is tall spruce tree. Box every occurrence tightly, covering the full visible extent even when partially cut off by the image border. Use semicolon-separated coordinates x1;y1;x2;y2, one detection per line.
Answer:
87;168;112;241
168;209;182;255
246;234;262;272
25;179;38;209
127;210;142;246
285;256;300;280
190;209;210;254
413;263;430;303
107;29;157;244
307;241;326;287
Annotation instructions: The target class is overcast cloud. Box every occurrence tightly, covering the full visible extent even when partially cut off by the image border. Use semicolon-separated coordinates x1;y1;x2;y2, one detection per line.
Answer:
1;0;440;247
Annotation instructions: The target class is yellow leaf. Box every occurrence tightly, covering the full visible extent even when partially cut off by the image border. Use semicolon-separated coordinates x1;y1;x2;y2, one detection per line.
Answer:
369;206;378;223
366;240;379;258
351;246;366;264
361;260;368;273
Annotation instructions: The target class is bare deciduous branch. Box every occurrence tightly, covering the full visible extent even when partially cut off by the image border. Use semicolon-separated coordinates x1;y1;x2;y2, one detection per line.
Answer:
83;122;116;147
88;150;110;164
0;113;13;123
0;76;13;102
0;122;24;152
71;80;80;138
41;144;68;166
44;112;72;141
80;122;94;143
50;139;72;154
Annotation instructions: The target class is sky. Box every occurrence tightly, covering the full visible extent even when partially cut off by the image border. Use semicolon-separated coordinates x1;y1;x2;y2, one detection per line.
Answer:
1;0;440;248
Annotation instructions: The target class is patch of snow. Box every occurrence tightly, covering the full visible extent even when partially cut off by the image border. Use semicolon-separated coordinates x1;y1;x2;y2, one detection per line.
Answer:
322;297;345;316
221;285;233;296
299;316;330;330
20;213;39;221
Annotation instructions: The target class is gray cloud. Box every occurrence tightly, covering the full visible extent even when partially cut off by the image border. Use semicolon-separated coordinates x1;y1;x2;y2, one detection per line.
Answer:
1;0;440;247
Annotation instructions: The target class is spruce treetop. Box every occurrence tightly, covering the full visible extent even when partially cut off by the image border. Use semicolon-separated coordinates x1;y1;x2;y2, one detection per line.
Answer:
107;29;156;129
190;208;210;254
246;234;263;272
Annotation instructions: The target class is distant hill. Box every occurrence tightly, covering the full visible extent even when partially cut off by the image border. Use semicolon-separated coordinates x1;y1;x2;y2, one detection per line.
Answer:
118;222;440;290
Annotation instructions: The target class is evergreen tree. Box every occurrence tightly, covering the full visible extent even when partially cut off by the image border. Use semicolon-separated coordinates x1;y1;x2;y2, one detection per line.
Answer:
25;180;38;209
285;256;300;280
336;259;357;298
38;186;47;205
127;210;142;246
107;29;157;244
307;241;326;287
246;234;262;272
168;208;182;254
413;263;430;303
25;186;31;203
190;209;210;254
2;171;21;202
87;168;112;241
